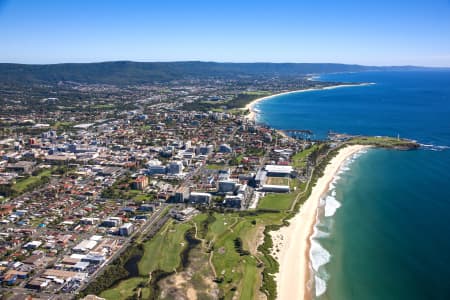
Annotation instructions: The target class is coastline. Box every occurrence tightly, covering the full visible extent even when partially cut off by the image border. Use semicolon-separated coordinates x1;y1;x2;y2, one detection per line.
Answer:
271;145;370;300
244;83;374;122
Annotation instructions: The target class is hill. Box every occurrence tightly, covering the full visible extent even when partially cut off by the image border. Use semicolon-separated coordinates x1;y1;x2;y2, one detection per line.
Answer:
0;61;425;86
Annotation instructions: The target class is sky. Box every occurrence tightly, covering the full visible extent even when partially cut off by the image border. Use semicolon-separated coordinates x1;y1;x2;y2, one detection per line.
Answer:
1;0;450;66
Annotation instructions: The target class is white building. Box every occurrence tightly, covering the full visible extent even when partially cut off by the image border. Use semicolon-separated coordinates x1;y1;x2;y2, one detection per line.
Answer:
72;240;97;253
189;192;212;205
119;223;134;236
264;165;293;177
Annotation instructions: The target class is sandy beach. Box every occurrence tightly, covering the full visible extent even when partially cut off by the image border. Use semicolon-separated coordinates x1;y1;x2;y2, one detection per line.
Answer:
271;145;370;300
244;83;373;122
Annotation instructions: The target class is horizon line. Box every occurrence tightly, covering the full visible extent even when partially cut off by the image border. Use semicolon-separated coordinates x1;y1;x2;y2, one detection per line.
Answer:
1;59;449;69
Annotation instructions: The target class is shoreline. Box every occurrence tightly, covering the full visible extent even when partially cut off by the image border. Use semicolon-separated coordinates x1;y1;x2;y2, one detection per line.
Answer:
244;83;374;122
271;145;370;300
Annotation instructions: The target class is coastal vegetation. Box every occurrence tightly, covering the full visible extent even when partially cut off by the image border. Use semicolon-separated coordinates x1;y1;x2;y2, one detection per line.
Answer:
346;136;420;149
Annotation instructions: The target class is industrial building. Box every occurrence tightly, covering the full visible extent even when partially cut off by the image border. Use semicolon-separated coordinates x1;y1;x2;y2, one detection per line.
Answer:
72;240;97;253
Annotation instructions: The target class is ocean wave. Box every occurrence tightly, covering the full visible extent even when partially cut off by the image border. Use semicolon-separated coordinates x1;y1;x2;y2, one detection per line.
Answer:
328;182;336;190
315;275;327;297
319;197;326;206
420;143;450;151
314;230;330;239
324;195;341;217
312;224;330;239
309;148;369;298
310;239;331;272
317;217;334;232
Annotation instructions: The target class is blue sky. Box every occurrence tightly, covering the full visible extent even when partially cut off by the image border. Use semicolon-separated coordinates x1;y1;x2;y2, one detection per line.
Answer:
1;0;450;66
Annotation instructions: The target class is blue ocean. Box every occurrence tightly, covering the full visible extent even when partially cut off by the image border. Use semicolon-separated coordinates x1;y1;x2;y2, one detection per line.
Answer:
256;71;450;300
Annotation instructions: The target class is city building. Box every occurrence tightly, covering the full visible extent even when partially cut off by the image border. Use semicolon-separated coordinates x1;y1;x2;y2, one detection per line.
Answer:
189;192;212;205
218;180;237;193
168;161;184;175
223;194;244;208
147;165;167;175
133;175;149;190
100;217;122;228
173;186;190;203
5;161;36;175
119;223;134;236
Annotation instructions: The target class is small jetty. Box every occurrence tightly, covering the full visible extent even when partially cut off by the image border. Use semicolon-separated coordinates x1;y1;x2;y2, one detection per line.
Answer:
283;129;314;140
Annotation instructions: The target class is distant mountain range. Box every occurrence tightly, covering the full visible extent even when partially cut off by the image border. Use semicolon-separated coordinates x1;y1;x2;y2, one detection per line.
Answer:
0;61;432;85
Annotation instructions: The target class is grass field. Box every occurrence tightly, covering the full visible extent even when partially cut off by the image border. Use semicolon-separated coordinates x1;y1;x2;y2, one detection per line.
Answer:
257;193;296;211
92;104;115;110
99;219;191;300
99;211;287;300
346;136;419;148
138;219;192;275
243;91;271;96
291;144;320;169
100;277;148;300
206;163;227;170
13;168;53;193
202;212;285;300
266;177;290;186
131;192;153;202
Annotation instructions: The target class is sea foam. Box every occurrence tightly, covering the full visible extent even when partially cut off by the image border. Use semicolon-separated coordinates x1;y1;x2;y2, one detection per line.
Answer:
315;275;327;297
324;195;341;217
420;143;450;151
309;148;368;298
310;239;331;272
314;228;330;238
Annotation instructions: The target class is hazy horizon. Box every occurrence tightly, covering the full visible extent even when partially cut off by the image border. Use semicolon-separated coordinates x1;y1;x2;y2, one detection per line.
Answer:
1;0;450;67
0;59;448;69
